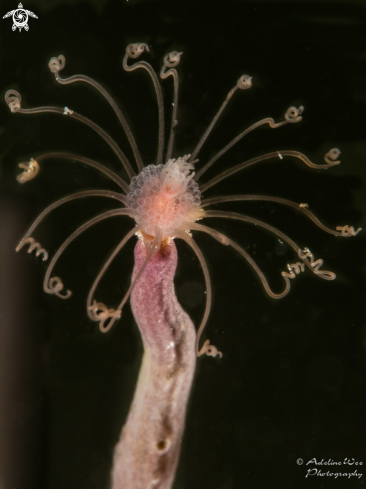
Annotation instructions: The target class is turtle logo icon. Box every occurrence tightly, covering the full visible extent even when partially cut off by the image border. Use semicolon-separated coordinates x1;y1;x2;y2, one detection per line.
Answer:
3;3;38;31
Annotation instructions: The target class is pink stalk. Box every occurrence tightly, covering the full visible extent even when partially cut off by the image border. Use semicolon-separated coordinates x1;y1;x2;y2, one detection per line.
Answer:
111;239;196;489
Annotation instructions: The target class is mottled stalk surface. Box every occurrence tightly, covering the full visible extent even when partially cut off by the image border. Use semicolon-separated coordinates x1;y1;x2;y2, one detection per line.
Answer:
111;239;196;489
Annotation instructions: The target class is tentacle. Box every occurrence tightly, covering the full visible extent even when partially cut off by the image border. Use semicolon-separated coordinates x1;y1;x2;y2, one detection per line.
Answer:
5;90;135;180
195;105;304;181
188;221;292;299
31;152;129;192
201;194;361;237
92;228;163;333
87;227;136;328
200;210;336;280
123;43;165;166
16;158;39;183
43;209;135;299
48;55;144;172
160;50;183;161
17;237;48;261
189;75;252;164
16;190;129;255
199;148;341;193
175;230;222;358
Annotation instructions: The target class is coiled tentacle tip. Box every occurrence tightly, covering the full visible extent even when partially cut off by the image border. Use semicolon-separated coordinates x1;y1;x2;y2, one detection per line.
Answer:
237;74;252;90
5;90;22;112
336;225;362;237
285;106;304;123
324;148;341;166
282;262;305;279
17;237;48;260
48;55;65;74
198;339;223;358
163;51;183;68
48;276;72;299
88;300;121;332
298;247;336;280
17;158;40;183
126;43;149;59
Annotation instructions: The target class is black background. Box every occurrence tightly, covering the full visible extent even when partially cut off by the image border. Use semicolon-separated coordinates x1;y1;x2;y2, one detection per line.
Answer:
0;1;365;488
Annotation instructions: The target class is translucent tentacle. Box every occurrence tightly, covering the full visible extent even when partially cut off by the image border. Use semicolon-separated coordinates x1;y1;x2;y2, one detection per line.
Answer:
188;221;292;299
201;194;361;237
160;50;183;161
93;228;163;333
43;209;135;299
48;55;144;172
5;90;135;180
17;237;48;261
16;158;39;183
200;210;336;279
199;148;340;193
88;301;122;332
34;152;129;192
16;190;129;254
189;75;252;163
86;227;136;328
123;44;165;166
175;230;222;358
195;105;304;181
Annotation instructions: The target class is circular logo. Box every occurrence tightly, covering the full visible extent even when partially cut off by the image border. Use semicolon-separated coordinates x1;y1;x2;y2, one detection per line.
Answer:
13;9;28;29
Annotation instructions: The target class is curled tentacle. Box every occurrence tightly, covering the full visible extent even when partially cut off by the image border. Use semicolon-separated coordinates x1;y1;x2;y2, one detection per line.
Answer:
47;276;72;299
189;74;253;163
188;221;292;299
125;42;149;60
48;54;143;172
48;55;65;74
88;300;122;332
201;194;359;238
200;148;343;192
284;105;304;123
197;339;223;358
194;106;305;181
298;248;336;280
5;90;22;112
282;262;305;279
123;42;164;166
17;237;48;260
176;230;224;357
196;211;337;288
336;225;362;236
160;51;183;160
5;93;134;181
17;158;40;183
86;227;136;323
162;51;183;69
324;148;341;166
237;74;252;90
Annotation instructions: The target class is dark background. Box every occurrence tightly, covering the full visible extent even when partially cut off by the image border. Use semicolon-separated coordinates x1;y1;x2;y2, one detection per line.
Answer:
0;1;365;488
